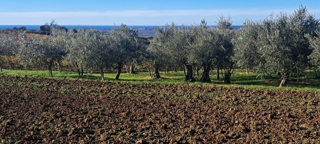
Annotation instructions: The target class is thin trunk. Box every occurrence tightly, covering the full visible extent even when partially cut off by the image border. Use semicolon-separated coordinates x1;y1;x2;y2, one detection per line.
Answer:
246;68;249;74
129;64;136;74
49;69;53;77
224;70;231;84
75;63;81;76
0;66;2;72
47;59;54;77
200;63;211;82
75;62;84;76
148;67;153;78
57;62;62;72
217;66;220;80
279;78;287;87
192;64;196;77
223;62;234;84
100;66;104;81
185;64;195;82
153;61;160;79
81;67;84;76
115;63;122;80
194;65;200;77
48;64;53;77
59;63;62;72
279;71;289;87
183;66;186;77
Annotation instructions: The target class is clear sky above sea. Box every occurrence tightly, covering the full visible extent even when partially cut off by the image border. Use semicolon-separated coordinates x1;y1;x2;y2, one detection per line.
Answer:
0;0;319;26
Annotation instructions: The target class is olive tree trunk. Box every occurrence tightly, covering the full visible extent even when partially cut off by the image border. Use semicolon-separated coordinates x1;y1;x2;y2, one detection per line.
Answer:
200;62;211;82
224;70;231;84
47;61;53;77
153;61;160;79
75;62;83;76
185;64;195;82
279;78;287;87
278;72;290;87
223;63;234;84
217;67;220;80
129;64;136;74
115;62;123;80
57;62;62;72
100;66;105;81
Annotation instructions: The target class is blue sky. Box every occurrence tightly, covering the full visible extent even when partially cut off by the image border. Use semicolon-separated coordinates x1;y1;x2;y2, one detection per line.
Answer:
0;0;319;25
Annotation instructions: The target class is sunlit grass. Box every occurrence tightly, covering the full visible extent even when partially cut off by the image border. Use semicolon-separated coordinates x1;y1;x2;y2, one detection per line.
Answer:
1;69;320;92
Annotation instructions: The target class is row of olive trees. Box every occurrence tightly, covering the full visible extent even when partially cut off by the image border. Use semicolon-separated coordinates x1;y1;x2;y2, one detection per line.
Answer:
148;6;320;86
148;18;234;83
233;6;320;86
17;24;147;80
1;6;320;86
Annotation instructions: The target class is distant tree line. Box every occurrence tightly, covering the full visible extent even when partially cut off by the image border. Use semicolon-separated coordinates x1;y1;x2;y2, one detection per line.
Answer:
1;6;320;86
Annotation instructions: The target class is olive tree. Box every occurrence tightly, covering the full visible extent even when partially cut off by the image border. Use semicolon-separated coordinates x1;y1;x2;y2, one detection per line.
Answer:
147;26;175;79
216;17;235;84
19;29;67;77
258;14;293;86
288;6;319;77
307;30;320;78
75;29;114;80
257;6;319;87
126;37;149;74
109;24;145;80
233;20;261;73
188;20;223;82
149;23;195;81
64;29;85;76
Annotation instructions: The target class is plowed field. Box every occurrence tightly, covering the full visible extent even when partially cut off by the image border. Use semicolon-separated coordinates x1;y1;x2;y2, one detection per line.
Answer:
0;75;319;143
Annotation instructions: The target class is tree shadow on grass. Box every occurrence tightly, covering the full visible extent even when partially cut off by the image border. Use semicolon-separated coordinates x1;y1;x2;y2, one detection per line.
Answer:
285;78;320;89
227;77;320;88
57;74;113;81
115;77;186;83
211;74;281;87
54;71;320;89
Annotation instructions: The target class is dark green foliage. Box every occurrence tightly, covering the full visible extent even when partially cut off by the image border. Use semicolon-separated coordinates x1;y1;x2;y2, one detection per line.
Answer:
256;6;319;86
233;20;261;72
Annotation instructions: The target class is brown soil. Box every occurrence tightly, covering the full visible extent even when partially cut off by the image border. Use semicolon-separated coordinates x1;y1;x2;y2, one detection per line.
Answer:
0;75;319;143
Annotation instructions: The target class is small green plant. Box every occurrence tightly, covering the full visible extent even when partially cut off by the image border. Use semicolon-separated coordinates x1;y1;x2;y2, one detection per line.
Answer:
59;86;70;94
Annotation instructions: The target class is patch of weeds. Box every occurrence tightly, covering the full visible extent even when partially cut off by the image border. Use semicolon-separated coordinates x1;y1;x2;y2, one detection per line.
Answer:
59;86;70;94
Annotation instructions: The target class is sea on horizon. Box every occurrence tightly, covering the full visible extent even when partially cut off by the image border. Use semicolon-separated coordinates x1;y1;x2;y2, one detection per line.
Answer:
0;25;242;37
0;25;242;30
0;25;160;30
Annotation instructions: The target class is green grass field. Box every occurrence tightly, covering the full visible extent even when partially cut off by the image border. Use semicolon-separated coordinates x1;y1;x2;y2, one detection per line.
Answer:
1;69;319;92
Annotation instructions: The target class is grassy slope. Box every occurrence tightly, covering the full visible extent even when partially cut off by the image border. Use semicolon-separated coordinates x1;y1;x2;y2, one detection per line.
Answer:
1;69;319;92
